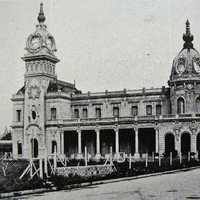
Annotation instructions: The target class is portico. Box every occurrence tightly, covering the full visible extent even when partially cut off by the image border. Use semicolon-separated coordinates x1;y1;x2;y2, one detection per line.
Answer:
62;125;160;159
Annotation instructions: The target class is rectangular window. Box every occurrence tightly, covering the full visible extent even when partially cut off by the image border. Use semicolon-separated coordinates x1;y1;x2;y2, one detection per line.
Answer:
16;110;21;122
82;108;88;119
156;105;162;115
131;106;138;116
96;107;101;119
146;105;152;116
74;109;79;118
17;142;22;155
113;107;119;118
51;108;56;120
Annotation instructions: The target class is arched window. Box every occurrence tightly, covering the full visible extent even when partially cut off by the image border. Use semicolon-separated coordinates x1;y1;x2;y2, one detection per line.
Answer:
196;97;200;113
177;97;185;114
52;141;57;153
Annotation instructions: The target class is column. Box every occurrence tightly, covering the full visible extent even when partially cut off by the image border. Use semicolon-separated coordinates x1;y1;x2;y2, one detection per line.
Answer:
60;130;64;155
191;130;197;154
115;127;119;157
95;128;101;159
134;127;140;158
175;129;181;154
155;127;159;153
77;129;83;159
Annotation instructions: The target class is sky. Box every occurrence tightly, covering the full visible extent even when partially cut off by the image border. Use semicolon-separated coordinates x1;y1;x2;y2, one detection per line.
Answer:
0;0;199;133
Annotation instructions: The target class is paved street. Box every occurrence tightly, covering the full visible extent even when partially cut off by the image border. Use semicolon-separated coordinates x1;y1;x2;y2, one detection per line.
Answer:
12;168;200;200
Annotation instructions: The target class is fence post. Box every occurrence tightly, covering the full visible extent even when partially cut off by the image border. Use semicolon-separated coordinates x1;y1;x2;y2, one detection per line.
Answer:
129;153;131;170
188;152;190;162
110;146;113;165
44;150;48;177
170;152;172;166
180;152;182;165
30;159;33;178
39;158;43;179
145;153;148;167
159;153;161;167
53;150;57;173
152;152;154;162
84;146;88;166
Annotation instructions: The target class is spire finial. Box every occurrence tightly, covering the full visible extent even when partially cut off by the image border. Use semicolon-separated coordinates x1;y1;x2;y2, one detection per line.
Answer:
183;19;194;49
186;19;190;35
37;2;46;24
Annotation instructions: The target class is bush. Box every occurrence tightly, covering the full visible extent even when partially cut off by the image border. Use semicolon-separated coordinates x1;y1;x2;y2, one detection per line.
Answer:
0;176;48;193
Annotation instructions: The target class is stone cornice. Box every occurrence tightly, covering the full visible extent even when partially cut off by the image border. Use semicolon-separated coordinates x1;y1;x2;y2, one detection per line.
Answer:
22;54;59;63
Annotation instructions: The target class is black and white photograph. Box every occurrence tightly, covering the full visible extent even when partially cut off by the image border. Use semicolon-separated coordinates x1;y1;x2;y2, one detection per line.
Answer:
0;0;200;199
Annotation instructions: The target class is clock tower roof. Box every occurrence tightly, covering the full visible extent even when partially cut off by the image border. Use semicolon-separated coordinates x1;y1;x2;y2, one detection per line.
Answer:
169;20;200;83
23;3;59;63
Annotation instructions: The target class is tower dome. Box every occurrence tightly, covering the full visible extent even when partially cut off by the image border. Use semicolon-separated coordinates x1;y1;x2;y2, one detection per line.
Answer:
169;20;200;83
24;3;57;60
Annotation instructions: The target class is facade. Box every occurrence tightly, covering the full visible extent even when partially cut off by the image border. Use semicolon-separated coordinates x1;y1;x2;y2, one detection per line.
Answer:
11;4;200;160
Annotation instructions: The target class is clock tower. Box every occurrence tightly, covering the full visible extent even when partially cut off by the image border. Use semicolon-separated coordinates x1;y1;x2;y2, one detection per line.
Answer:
169;20;200;115
22;3;59;158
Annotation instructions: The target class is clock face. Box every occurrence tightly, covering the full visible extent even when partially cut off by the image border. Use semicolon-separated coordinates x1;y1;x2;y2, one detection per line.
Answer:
177;64;185;74
27;34;42;53
46;36;53;50
30;36;41;50
193;59;200;73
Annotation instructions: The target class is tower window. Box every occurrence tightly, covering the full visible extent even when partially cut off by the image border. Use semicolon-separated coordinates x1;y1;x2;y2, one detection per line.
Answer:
96;107;101;119
196;97;200;113
32;110;36;120
131;106;138;116
16;110;21;122
51;108;56;120
156;105;162;115
74;109;79;118
146;105;152;116
17;142;22;155
113;106;119;118
82;108;88;119
177;97;185;114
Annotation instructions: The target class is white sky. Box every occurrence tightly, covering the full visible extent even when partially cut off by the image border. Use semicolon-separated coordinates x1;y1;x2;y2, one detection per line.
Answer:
0;0;199;133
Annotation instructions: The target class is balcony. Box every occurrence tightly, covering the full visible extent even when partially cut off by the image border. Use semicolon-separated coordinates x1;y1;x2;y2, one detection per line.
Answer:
46;113;200;127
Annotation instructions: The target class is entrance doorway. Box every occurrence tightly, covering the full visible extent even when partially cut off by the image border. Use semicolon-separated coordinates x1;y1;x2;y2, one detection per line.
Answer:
31;138;38;158
138;128;155;154
181;132;191;155
165;133;175;156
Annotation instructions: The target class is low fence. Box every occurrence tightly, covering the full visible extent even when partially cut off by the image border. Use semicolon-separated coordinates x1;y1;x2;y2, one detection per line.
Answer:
56;165;116;178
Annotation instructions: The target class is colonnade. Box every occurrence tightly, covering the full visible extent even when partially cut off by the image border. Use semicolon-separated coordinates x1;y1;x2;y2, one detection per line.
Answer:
60;127;160;159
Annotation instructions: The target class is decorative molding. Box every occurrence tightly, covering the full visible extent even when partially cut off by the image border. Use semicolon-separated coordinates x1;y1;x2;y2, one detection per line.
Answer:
25;123;42;131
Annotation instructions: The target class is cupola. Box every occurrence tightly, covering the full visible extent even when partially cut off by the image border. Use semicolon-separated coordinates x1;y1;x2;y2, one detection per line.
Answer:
23;3;59;63
169;20;200;84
